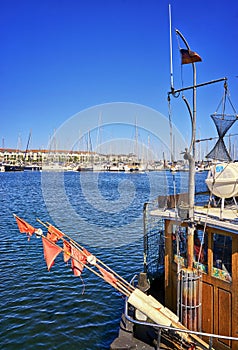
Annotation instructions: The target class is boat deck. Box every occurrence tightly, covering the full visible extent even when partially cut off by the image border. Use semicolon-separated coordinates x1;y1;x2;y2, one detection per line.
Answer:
150;205;238;234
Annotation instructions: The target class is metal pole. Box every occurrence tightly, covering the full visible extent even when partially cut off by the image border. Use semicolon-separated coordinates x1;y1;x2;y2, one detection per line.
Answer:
157;328;162;349
143;202;148;273
168;77;227;96
175;29;196;269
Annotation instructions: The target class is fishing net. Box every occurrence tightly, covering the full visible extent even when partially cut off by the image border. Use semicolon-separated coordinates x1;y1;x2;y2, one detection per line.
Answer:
206;82;238;161
206;114;237;161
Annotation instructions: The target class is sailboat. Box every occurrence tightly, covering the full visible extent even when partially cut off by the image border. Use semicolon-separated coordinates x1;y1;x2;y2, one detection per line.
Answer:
76;131;94;171
3;132;32;172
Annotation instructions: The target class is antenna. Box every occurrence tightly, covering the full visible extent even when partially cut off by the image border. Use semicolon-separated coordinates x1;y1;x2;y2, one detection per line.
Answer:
169;4;174;91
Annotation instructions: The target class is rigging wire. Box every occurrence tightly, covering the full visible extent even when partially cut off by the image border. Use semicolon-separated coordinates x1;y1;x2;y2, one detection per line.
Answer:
214;81;238;117
167;95;174;163
176;32;185;98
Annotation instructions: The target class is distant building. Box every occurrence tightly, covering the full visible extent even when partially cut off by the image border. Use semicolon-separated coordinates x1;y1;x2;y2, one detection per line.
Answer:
0;148;141;165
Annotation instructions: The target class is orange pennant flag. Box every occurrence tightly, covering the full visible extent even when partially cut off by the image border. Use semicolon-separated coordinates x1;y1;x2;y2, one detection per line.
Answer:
42;236;62;271
82;247;91;257
63;241;71;263
14;215;36;238
97;265;117;286
71;245;87;277
47;225;64;243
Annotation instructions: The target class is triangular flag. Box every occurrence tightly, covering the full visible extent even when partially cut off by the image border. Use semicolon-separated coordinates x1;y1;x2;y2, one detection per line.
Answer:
71;245;87;277
47;225;64;242
97;265;117;285
42;236;62;271
63;241;71;263
14;215;36;238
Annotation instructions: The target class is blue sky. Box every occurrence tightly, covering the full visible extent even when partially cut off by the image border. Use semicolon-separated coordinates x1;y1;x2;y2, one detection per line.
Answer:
1;0;238;157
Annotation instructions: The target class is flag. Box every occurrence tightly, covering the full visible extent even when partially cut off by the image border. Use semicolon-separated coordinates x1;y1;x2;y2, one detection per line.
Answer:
47;225;64;242
97;265;117;286
82;247;91;257
63;241;71;263
14;215;36;238
71;245;87;277
42;236;62;271
180;48;202;64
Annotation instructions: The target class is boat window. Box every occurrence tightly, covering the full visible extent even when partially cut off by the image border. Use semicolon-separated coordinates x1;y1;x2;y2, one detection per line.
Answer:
212;233;232;282
193;229;208;273
173;226;187;265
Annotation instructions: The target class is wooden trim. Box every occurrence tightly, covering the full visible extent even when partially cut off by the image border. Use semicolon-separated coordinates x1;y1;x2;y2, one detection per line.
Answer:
232;236;238;343
164;219;173;310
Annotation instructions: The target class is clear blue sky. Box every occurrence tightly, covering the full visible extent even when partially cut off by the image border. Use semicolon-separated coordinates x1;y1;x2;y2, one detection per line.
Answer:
1;0;238;154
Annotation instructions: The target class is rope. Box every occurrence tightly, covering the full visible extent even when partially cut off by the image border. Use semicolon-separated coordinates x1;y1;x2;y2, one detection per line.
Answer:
176;32;185;98
196;189;213;265
214;81;237;116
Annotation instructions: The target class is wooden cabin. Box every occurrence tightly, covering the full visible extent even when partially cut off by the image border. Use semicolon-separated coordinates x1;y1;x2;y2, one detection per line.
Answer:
149;203;238;350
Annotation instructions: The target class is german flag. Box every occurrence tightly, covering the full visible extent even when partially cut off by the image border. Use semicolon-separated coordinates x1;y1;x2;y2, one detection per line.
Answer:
180;48;202;64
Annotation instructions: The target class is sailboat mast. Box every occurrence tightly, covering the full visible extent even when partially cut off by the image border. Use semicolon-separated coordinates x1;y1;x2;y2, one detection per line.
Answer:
23;130;32;164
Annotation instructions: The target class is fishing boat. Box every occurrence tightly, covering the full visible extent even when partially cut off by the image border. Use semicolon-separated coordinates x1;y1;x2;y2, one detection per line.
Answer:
12;11;238;350
110;12;238;350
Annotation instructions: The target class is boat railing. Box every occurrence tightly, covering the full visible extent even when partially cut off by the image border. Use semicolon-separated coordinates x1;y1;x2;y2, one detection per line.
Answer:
127;276;238;350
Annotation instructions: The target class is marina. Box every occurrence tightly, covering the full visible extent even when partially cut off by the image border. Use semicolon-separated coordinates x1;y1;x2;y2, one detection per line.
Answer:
7;163;238;349
0;147;210;173
1;2;238;350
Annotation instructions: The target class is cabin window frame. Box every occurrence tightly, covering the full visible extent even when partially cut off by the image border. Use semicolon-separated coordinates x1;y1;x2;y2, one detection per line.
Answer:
193;227;208;273
211;231;232;283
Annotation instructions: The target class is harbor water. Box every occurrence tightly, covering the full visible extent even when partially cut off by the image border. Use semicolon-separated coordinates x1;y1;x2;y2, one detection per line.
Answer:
0;170;208;350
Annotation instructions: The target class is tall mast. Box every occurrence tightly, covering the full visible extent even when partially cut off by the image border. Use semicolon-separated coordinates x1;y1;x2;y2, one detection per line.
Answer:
175;29;196;269
168;4;174;163
169;4;174;92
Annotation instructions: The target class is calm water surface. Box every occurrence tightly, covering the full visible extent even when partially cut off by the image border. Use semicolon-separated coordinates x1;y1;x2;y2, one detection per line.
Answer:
0;170;207;349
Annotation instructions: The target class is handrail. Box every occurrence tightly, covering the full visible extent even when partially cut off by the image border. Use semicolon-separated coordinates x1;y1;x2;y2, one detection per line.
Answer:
125;298;238;338
127;276;238;347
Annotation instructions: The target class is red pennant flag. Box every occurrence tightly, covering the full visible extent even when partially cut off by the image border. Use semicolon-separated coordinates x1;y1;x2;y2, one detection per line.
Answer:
82;247;91;257
97;265;117;285
14;215;36;238
42;236;62;271
63;241;71;263
47;225;64;242
180;48;202;65
71;245;87;277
